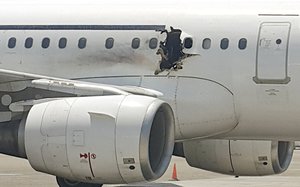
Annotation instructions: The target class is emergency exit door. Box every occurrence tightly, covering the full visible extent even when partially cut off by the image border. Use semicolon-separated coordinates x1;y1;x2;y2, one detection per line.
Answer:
254;22;291;84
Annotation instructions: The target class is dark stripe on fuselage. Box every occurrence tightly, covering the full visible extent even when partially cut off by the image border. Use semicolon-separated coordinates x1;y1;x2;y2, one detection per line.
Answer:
0;25;166;31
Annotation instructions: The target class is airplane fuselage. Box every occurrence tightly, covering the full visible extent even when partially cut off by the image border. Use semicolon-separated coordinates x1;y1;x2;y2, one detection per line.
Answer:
0;1;300;141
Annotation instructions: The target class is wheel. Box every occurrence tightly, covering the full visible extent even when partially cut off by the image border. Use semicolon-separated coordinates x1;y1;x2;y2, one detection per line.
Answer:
56;177;103;187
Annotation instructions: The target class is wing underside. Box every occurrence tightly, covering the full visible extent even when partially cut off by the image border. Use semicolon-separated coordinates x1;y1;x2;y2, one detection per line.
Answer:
0;69;162;122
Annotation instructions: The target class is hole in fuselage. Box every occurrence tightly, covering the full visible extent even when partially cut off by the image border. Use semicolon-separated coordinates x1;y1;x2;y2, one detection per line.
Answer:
155;27;185;74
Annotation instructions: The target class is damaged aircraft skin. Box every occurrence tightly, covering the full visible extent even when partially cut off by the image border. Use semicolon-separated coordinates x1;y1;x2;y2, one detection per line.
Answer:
155;27;197;75
0;0;300;187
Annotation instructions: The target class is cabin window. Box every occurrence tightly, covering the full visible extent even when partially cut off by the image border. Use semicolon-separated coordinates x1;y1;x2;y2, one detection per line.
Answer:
184;37;193;49
78;37;87;49
59;37;67;49
105;38;114;49
238;38;247;50
42;38;50;49
131;38;140;49
25;37;33;48
220;38;229;50
8;37;16;48
202;38;211;49
149;38;158;49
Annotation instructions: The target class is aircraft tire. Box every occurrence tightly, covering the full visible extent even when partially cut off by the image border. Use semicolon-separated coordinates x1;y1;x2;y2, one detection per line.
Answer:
56;177;103;187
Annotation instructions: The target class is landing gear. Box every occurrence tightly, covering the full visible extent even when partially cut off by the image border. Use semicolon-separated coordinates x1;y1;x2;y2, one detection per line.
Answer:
56;177;103;187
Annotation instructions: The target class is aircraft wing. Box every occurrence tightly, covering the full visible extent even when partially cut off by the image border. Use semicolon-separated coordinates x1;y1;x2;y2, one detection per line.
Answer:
0;69;163;121
0;69;162;97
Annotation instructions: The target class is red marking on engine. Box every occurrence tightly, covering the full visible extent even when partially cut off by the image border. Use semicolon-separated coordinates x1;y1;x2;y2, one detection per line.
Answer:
80;153;88;159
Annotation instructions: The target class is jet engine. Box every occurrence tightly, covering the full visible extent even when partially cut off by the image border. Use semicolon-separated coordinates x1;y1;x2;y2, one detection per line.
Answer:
182;139;294;176
20;95;174;184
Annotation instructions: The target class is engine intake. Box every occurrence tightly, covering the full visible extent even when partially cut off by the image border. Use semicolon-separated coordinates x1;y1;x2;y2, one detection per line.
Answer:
24;95;174;184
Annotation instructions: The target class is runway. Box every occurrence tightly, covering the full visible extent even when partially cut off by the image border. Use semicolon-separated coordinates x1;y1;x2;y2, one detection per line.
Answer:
0;151;300;187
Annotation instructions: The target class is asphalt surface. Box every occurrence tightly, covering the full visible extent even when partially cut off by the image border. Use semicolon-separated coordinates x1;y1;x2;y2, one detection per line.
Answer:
0;151;300;187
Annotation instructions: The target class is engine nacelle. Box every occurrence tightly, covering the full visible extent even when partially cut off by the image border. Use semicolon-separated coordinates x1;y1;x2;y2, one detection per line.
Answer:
24;95;174;184
183;139;294;176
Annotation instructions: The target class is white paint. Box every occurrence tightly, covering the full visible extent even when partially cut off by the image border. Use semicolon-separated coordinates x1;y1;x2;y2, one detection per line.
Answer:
183;139;294;176
0;173;21;176
0;0;300;185
0;0;298;141
25;96;174;184
256;23;290;81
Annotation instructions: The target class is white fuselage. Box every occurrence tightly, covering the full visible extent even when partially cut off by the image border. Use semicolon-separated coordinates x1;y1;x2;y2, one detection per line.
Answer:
0;0;300;141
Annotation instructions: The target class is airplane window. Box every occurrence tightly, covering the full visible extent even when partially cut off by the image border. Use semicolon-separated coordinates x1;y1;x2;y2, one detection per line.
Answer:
25;37;33;48
78;38;87;49
184;38;193;49
276;39;282;45
149;38;158;49
131;38;140;49
220;38;229;50
8;37;16;48
42;38;50;49
59;38;67;49
105;38;114;49
202;38;211;49
238;38;247;50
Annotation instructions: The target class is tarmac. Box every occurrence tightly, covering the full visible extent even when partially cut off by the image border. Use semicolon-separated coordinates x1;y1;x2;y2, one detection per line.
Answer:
0;151;300;187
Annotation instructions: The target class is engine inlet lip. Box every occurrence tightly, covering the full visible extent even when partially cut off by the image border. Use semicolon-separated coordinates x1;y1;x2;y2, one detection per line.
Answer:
139;101;175;181
271;141;294;174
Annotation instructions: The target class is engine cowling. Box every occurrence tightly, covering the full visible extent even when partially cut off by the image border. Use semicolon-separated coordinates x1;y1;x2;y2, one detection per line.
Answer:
24;95;175;184
183;139;294;176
